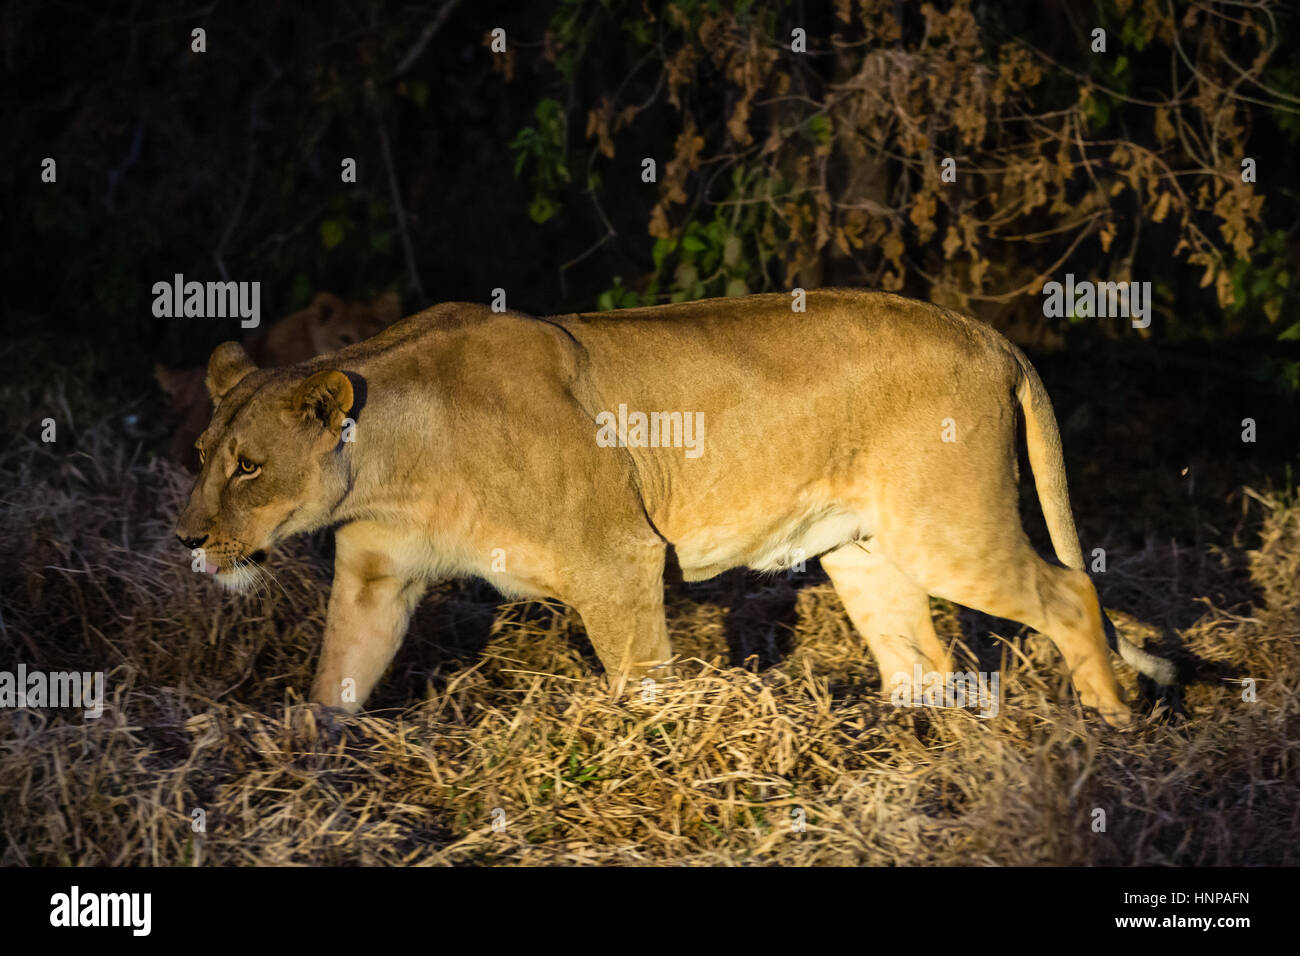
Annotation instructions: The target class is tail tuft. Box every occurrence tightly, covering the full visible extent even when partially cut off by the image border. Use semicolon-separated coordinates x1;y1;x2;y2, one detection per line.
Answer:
1102;611;1179;686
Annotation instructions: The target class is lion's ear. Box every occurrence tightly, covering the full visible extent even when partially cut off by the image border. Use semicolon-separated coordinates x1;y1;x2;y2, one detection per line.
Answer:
370;291;401;326
205;342;257;403
310;292;345;323
155;363;184;399
291;370;354;433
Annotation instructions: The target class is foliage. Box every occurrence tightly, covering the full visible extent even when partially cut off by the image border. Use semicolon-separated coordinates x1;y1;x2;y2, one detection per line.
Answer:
504;0;1300;381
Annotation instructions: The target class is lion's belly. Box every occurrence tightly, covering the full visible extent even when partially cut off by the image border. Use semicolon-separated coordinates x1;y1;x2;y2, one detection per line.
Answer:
672;503;872;581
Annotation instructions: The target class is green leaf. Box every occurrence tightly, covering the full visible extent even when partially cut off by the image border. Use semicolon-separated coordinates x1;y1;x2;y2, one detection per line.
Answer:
681;233;707;254
290;273;312;307
320;219;345;249
528;194;559;223
808;114;832;145
652;237;678;271
407;80;429;110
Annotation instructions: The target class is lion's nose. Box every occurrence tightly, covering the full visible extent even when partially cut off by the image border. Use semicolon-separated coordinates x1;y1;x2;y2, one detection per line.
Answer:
178;534;208;549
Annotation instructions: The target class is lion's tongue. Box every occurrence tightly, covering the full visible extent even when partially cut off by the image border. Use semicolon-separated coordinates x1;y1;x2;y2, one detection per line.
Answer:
204;561;220;574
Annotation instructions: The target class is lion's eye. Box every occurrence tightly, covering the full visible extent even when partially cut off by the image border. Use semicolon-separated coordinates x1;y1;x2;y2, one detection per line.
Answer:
237;457;260;476
196;447;206;465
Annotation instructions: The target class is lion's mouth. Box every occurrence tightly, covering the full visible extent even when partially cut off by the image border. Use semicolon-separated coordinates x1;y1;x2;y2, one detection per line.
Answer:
208;549;272;593
207;550;268;575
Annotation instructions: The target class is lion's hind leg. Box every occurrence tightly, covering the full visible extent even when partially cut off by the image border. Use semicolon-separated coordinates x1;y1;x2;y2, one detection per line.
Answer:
880;527;1130;728
821;542;954;699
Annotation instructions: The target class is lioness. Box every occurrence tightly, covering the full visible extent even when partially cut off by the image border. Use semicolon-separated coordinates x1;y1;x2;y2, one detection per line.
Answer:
174;289;1175;726
156;291;401;469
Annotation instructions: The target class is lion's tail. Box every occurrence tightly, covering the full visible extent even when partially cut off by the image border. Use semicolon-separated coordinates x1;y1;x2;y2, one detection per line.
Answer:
1011;347;1178;687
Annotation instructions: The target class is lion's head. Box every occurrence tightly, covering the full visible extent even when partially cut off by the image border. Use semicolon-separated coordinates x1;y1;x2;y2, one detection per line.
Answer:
174;342;354;592
156;291;399;471
245;291;401;366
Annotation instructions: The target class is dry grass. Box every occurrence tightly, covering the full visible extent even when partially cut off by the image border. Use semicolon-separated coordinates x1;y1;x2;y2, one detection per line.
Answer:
1;363;1297;866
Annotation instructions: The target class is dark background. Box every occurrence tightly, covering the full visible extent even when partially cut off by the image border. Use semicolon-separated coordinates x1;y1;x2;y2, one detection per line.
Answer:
3;0;1299;542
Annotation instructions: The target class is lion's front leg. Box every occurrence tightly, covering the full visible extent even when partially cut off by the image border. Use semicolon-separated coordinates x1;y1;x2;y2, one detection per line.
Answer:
564;540;673;698
310;526;426;713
